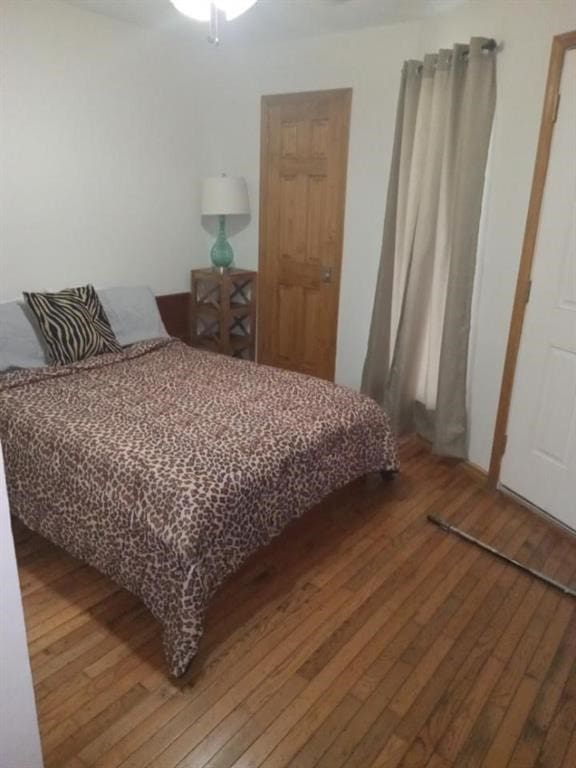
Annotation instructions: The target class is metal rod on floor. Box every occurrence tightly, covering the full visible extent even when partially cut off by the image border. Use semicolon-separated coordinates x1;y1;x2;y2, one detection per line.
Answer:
428;514;576;598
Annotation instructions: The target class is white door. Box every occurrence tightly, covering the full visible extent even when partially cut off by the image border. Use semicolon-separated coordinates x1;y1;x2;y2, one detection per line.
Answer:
501;49;576;530
0;445;44;767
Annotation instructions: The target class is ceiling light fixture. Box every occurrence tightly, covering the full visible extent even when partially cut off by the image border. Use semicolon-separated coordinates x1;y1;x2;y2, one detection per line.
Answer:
170;0;259;44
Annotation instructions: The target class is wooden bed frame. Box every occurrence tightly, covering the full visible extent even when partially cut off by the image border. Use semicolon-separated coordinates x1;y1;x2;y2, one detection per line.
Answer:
156;292;189;343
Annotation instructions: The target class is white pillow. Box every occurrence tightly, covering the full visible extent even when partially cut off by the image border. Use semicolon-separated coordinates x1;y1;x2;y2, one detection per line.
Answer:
0;286;168;371
98;286;169;347
0;301;48;371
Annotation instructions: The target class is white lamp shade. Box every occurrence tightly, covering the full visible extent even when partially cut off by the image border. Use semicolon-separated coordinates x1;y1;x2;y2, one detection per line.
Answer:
201;176;250;216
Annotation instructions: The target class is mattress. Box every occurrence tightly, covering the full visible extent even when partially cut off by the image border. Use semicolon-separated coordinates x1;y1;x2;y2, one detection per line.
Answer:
0;339;398;676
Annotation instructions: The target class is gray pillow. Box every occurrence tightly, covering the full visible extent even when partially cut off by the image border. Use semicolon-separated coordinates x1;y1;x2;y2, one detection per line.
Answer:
0;301;48;371
98;286;168;347
0;286;169;372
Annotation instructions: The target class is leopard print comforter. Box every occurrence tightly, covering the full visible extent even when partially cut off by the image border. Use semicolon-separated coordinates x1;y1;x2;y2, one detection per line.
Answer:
0;339;398;676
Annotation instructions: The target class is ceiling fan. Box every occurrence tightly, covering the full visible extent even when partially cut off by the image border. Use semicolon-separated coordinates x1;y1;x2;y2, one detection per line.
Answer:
170;0;353;45
170;0;259;44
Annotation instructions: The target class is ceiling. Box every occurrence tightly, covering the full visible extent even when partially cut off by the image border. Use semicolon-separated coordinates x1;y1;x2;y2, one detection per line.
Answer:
63;0;468;44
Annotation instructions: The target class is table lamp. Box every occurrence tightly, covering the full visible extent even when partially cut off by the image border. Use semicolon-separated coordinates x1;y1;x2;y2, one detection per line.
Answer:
201;175;250;270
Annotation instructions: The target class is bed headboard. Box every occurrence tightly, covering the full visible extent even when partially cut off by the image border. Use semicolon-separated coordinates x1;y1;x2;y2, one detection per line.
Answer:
156;293;190;342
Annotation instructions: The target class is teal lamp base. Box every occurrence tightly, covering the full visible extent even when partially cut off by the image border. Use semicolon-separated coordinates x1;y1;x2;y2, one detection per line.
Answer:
210;215;234;270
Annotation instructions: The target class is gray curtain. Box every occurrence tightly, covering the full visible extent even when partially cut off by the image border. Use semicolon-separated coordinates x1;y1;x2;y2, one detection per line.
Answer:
362;37;496;458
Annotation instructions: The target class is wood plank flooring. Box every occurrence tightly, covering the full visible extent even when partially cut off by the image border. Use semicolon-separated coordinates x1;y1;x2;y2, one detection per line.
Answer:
14;440;576;768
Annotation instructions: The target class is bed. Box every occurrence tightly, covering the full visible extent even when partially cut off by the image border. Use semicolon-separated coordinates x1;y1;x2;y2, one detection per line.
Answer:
0;301;398;677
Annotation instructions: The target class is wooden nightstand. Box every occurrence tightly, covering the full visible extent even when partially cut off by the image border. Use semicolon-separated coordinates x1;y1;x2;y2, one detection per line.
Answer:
190;268;257;360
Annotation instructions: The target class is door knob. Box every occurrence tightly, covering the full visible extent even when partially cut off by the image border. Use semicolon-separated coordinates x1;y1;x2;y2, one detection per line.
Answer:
321;265;333;283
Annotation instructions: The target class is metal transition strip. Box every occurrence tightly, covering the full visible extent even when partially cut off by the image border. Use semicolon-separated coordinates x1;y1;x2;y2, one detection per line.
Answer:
428;514;576;599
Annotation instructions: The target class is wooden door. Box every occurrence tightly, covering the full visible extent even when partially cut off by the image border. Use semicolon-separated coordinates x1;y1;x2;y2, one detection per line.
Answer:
258;89;352;380
501;47;576;528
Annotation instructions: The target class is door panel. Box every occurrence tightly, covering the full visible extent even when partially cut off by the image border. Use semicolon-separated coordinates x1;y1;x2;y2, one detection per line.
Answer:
559;210;576;308
258;89;352;380
533;347;576;465
501;49;576;528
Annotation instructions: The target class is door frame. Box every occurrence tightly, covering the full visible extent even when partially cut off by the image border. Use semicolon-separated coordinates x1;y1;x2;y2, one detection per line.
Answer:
257;88;352;379
489;30;576;488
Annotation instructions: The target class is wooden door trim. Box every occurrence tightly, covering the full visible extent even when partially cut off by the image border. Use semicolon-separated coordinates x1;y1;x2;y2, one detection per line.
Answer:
257;93;271;366
261;88;353;107
257;88;352;379
488;30;576;488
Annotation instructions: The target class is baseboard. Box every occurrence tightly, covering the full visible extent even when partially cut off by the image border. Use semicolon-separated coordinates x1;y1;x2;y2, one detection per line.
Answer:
459;460;489;487
499;485;576;537
400;432;490;487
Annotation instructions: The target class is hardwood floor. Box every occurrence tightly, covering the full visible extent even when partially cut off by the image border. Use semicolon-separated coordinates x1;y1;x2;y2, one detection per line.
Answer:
14;440;576;768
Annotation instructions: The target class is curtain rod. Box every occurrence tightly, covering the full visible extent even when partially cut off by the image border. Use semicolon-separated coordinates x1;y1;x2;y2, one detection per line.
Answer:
415;38;498;72
421;38;498;55
480;38;497;51
460;39;498;61
462;38;498;53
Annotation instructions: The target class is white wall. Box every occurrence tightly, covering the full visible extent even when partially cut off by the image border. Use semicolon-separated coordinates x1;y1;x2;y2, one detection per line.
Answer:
0;445;44;767
187;23;422;391
2;0;575;471
187;0;576;470
0;0;198;300
0;0;422;391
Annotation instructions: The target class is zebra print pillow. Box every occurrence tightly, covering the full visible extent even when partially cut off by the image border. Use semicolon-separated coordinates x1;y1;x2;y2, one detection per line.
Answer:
23;285;122;365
